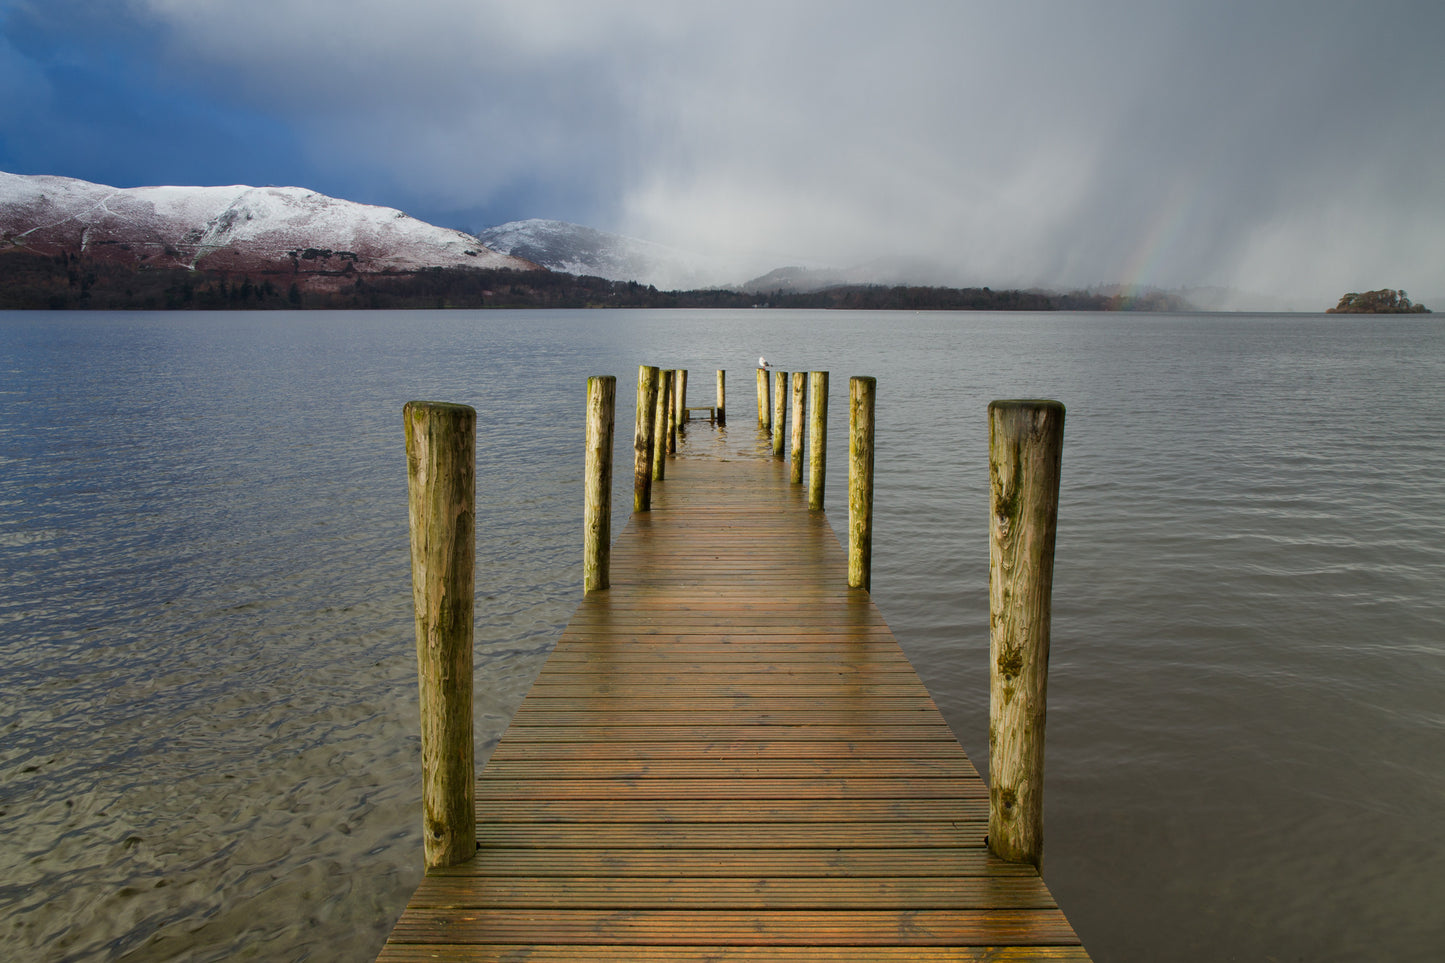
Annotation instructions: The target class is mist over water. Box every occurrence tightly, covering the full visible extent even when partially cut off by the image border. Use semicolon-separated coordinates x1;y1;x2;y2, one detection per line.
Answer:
1;309;1442;960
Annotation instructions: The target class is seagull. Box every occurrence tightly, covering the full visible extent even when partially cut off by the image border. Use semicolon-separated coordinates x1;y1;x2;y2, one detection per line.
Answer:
759;356;772;368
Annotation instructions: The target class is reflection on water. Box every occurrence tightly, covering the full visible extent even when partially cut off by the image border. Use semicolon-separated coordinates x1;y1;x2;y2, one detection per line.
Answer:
0;309;1442;960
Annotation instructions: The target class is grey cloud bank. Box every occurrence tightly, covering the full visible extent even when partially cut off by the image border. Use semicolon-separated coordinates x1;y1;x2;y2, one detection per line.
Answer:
4;0;1442;304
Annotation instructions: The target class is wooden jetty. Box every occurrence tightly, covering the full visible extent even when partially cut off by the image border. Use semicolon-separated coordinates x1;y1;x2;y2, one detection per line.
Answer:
381;410;1088;960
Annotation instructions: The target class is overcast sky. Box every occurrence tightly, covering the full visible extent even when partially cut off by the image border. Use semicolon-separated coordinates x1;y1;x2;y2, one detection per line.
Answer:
3;0;1441;300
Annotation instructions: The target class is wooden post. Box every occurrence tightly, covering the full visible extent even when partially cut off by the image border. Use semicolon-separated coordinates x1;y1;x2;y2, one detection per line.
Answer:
808;371;828;510
848;376;875;591
771;370;787;458
757;367;770;429
716;369;726;426
676;369;688;430
583;376;616;594
667;369;680;454
652;370;672;481
633;365;659;512
986;399;1065;871
403;400;477;871
790;371;807;483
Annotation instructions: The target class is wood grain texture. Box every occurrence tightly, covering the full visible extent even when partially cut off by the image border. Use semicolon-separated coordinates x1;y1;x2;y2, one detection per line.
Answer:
772;369;788;458
716;368;726;426
380;448;1086;959
848;376;876;591
633;365;659;513
808;371;828;510
582;376;615;594
987;400;1064;870
790;370;807;483
403;400;477;870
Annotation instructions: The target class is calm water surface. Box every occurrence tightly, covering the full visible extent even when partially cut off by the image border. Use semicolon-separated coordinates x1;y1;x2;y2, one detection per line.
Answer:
1;309;1442;961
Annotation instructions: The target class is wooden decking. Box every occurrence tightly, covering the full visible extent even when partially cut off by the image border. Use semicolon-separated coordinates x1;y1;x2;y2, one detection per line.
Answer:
379;449;1088;961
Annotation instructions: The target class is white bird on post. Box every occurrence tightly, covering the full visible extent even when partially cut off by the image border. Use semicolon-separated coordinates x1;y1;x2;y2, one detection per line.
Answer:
759;356;771;368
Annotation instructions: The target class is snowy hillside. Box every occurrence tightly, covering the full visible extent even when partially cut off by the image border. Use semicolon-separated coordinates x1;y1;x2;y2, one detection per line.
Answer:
0;171;537;274
476;219;743;290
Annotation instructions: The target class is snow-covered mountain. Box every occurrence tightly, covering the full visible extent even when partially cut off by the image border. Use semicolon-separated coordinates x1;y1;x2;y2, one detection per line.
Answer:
0;171;538;275
476;219;751;291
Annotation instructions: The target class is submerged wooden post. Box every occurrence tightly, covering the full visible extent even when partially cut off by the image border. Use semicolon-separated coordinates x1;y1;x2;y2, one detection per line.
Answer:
808;371;829;510
583;376;616;593
789;371;807;483
757;367;770;429
716;369;726;426
403;400;477;871
652;369;672;481
987;399;1065;871
771;370;787;458
848;376;875;590
633;365;659;512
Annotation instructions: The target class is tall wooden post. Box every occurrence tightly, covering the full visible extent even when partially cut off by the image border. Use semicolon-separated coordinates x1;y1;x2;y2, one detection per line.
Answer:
771;370;787;458
790;371;807;483
583;376;616;594
808;371;829;510
652;369;672;481
848;376;875;591
757;367;770;429
403;400;477;871
667;369;680;454
633;365;659;512
716;369;726;426
987;400;1064;870
676;369;688;429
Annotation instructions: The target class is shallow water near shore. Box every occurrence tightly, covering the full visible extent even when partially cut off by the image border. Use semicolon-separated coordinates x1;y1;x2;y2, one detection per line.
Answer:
1;308;1442;961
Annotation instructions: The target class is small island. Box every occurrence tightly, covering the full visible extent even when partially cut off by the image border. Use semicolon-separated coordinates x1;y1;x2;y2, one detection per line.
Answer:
1327;289;1431;313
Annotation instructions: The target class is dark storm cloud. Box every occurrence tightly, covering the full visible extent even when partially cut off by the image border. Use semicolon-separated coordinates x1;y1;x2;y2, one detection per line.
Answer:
3;0;1441;299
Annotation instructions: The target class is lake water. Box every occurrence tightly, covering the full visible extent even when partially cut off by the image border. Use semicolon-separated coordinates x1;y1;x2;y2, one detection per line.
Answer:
1;309;1442;961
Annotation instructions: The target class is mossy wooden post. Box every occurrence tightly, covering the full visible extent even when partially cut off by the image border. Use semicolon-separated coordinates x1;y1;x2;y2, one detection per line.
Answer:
716;369;726;426
757;367;770;429
987;399;1065;871
789;371;807;483
633;365;659;512
652;369;672;482
771;370;788;458
403;400;477;871
808;371;829;510
848;376;876;591
583;376;616;593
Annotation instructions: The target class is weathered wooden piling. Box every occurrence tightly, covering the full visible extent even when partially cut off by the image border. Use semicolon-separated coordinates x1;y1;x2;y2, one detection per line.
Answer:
716;369;726;426
756;367;770;429
583;376;616;594
676;369;688;433
790;371;807;483
652;369;672;481
771;369;788;458
633;365;659;512
402;400;477;871
808;371;829;510
986;399;1065;870
667;369;680;455
848;376;875;591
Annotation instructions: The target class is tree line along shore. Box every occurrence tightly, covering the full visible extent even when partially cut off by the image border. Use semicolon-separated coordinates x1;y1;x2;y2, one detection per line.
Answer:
1;249;1429;313
0;251;1195;311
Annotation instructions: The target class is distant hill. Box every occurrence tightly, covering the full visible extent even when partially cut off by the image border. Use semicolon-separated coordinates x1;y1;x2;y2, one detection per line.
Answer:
476;219;729;290
0;171;538;286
